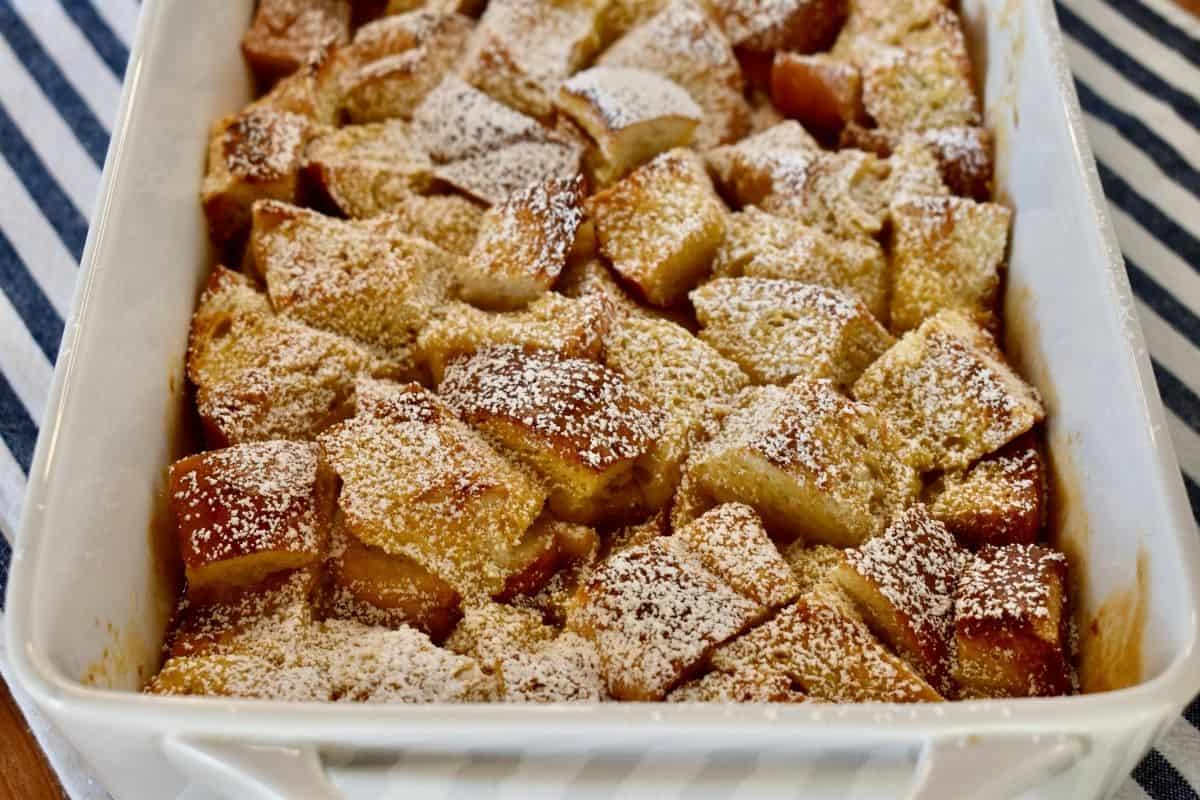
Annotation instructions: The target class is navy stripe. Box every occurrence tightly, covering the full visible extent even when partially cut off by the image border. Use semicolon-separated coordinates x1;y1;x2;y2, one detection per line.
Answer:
1185;473;1200;528
1186;694;1199;732
1097;159;1200;279
0;228;62;362
1133;749;1200;800
0;103;88;261
0;1;110;167
0;369;36;474
1126;258;1200;350
1076;79;1200;203
58;0;129;79
1153;359;1200;431
1056;2;1200;135
1101;0;1200;70
0;531;9;610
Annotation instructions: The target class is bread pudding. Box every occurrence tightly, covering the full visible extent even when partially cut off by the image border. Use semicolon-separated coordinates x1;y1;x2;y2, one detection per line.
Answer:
148;0;1077;705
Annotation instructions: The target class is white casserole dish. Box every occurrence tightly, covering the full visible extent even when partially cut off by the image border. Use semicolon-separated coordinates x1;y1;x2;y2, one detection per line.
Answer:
6;1;1200;798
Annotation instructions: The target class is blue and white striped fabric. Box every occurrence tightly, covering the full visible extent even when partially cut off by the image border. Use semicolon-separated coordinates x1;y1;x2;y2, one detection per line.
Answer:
0;1;1196;798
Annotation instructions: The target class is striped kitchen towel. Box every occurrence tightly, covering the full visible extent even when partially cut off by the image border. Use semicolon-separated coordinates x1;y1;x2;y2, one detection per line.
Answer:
0;1;1197;798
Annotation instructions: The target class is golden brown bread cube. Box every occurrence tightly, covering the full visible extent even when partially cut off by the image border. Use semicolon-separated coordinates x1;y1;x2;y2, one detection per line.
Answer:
928;433;1046;547
832;505;961;694
249;200;455;367
833;0;947;55
699;588;943;703
556;258;696;330
304;119;435;217
604;315;749;509
705;121;819;208
852;310;1044;472
889;194;1012;333
597;0;750;150
440;346;662;523
600;0;670;40
692;278;893;389
457;0;610;120
318;378;548;598
954;545;1071;697
883;134;949;201
250;52;344;124
491;513;568;601
711;207;888;320
326;519;462;639
859;12;980;132
338;11;474;123
201;108;314;246
587;149;726;307
459;176;585;309
700;0;847;53
781;541;843;593
770;52;863;135
840;123;995;201
418;292;609;383
566;535;767;700
169;441;334;592
434;139;584;206
556;66;702;186
674;503;800;608
187;267;372;447
356;191;484;255
241;0;351;86
692;379;919;545
412;75;552;163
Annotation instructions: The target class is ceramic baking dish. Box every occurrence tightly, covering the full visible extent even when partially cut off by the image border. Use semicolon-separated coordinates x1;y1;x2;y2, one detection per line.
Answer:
6;0;1200;798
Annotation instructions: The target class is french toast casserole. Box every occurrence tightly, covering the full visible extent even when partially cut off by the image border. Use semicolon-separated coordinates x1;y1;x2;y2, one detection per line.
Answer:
147;0;1076;705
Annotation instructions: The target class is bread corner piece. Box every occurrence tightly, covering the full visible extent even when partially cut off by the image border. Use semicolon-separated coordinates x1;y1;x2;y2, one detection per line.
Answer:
440;345;662;523
889;193;1012;333
186;266;371;447
587;148;726;307
832;505;962;694
700;0;847;54
556;65;702;186
690;277;893;389
303;119;436;218
954;544;1071;698
567;504;792;700
459;175;585;310
852;310;1044;473
318;377;547;599
201;107;316;246
169;440;334;592
692;378;919;546
770;52;863;136
241;0;351;86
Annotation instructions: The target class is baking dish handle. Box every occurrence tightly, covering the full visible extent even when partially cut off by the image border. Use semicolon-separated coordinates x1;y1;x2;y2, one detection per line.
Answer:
163;732;1088;799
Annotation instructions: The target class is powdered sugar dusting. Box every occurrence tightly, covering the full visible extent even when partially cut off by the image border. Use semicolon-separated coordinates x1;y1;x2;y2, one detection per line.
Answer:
561;67;701;130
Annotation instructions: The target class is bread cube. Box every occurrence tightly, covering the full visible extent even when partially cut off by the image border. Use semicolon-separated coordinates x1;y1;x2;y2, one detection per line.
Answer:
587;149;726;307
338;11;474;123
147;654;328;701
440;346;662;523
304;119;435;217
701;590;943;703
832;506;961;693
446;602;557;666
556;67;702;186
889;195;1012;333
675;503;800;608
457;0;609;120
437;139;585;206
187;267;372;446
781;541;843;593
556;258;695;330
955;545;1071;697
201;108;314;246
249;201;455;361
318;379;548;598
884;134;949;201
413;75;552;163
604;315;748;508
929;433;1045;547
459;176;584;309
359;191;484;256
169;441;334;592
567;536;767;699
711;207;888;320
597;0;750;150
668;669;806;703
250;53;343;124
418;293;609;383
859;13;979;132
691;379;919;545
326;520;462;639
841;124;994;201
492;513;566;601
700;0;847;53
497;632;606;702
853;311;1043;472
705;121;819;209
241;0;351;86
833;0;946;56
770;53;862;135
691;278;894;389
600;0;671;40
